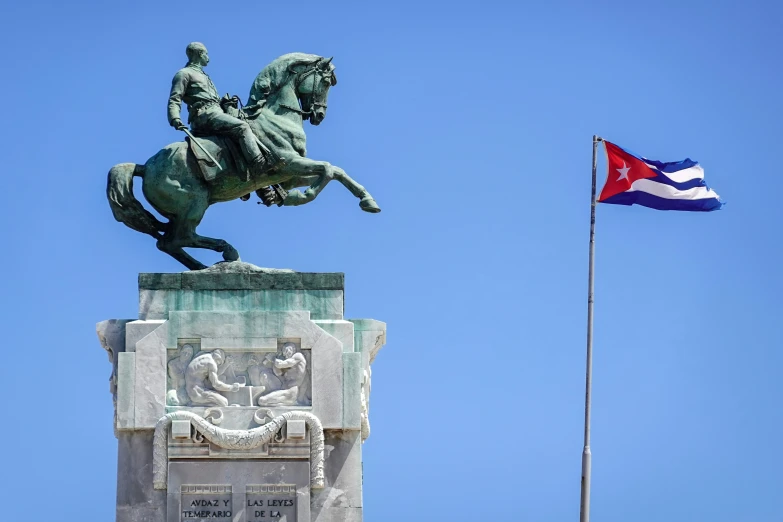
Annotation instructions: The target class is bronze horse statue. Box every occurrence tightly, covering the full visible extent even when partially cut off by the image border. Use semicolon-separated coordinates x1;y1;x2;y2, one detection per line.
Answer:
107;53;380;270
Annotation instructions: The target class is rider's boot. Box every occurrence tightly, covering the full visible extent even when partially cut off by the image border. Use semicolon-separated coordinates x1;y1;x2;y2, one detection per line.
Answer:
250;148;286;177
239;149;287;203
256;185;287;207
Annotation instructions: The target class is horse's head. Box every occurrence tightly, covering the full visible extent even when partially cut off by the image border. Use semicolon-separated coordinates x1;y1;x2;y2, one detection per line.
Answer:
248;54;338;126
293;56;337;125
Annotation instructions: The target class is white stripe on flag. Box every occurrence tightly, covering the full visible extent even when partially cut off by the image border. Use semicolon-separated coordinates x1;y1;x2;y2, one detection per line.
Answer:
628;178;720;201
643;164;705;183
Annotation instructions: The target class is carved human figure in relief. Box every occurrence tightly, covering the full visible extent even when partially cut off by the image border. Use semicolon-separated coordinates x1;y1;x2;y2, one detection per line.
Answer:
167;344;194;406
247;353;283;392
185;349;245;407
257;343;307;406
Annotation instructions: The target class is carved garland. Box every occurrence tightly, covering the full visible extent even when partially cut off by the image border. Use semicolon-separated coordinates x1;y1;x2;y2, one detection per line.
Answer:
153;410;325;490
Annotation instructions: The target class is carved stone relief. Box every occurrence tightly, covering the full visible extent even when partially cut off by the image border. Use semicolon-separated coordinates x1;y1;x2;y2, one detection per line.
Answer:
167;339;312;408
185;349;246;407
167;343;195;406
257;342;309;407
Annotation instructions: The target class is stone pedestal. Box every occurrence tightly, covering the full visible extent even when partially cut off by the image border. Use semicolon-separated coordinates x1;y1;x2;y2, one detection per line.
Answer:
97;263;386;522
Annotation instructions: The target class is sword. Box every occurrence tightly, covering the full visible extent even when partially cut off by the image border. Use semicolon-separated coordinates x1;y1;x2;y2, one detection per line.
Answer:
178;126;222;171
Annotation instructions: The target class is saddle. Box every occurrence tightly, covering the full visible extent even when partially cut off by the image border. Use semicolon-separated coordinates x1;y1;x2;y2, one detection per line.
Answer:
185;135;247;183
185;134;287;207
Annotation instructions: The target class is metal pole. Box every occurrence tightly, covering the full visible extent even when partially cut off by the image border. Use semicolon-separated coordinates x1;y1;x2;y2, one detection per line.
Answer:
580;135;600;522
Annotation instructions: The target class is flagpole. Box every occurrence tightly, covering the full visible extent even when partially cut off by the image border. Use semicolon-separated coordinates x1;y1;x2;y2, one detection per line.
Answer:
580;135;601;522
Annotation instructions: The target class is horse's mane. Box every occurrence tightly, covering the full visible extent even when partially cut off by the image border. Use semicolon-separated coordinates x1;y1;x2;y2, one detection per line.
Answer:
247;53;325;107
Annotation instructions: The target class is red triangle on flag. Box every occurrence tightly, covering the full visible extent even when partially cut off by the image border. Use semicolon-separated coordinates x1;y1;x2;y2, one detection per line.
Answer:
598;141;659;201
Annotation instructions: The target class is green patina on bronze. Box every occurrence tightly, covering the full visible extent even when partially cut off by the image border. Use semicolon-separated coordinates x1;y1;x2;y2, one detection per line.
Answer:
107;43;380;270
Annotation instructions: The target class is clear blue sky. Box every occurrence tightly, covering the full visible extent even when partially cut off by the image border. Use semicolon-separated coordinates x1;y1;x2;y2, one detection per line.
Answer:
2;1;781;520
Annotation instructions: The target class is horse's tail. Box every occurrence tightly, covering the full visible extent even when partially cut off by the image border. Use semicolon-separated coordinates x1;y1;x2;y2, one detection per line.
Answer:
106;163;166;239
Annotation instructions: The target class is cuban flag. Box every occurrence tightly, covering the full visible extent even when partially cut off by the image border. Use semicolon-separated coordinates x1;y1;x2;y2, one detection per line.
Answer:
598;141;723;212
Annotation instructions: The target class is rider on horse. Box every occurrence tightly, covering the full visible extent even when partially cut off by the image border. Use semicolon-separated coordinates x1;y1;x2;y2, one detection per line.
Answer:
168;42;283;205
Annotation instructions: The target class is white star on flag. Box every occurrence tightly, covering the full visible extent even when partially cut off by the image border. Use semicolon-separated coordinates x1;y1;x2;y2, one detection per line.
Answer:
616;161;630;181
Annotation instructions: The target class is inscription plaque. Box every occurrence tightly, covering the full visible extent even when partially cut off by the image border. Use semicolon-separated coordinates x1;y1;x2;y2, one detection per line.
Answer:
167;461;310;522
181;485;233;521
246;485;297;522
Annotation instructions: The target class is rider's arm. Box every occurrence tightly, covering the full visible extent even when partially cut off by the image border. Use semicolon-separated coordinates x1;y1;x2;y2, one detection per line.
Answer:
168;70;189;126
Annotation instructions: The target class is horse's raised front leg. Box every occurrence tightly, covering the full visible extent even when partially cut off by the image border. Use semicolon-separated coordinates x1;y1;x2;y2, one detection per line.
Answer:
279;157;332;207
279;157;381;213
332;166;381;213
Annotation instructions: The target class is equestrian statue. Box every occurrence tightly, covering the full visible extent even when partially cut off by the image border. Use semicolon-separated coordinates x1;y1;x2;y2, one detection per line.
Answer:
107;42;380;270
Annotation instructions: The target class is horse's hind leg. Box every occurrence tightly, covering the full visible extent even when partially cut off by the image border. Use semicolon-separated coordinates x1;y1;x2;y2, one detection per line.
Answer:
185;233;240;261
157;234;208;270
156;217;208;270
161;199;240;266
155;197;214;270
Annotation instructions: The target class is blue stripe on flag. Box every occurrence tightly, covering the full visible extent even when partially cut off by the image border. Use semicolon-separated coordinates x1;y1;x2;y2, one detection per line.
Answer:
613;142;699;174
601;191;723;212
612;142;716;192
641;157;699;173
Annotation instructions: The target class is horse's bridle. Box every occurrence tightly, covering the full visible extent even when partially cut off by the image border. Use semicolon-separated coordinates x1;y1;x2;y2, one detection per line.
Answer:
280;59;334;117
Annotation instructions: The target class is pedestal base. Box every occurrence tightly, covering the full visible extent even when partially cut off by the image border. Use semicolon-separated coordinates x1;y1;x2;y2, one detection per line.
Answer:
97;264;386;522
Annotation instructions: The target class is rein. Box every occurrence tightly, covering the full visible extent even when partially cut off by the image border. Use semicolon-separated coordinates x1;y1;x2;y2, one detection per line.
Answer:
279;63;329;116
